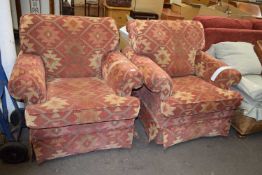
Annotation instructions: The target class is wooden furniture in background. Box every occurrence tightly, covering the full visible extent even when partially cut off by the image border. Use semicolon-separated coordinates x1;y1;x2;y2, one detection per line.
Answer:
134;0;164;17
230;1;261;17
15;0;22;27
85;0;100;16
104;2;132;28
49;0;55;14
60;0;75;15
190;0;210;5
161;8;184;20
232;110;262;137
171;2;202;19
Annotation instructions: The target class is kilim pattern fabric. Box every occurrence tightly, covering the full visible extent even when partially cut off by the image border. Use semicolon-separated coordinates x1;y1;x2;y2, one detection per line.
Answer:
9;14;142;163
20;14;119;79
125;20;242;148
127;20;205;77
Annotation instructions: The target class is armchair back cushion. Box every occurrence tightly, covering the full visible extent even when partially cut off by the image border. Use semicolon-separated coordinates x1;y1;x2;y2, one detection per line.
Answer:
20;14;119;79
127;20;205;77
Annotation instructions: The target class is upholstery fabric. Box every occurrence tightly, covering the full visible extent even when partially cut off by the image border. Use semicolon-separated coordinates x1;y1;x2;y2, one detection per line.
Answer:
204;28;262;51
127;20;205;77
195;51;242;89
194;16;262;50
25;78;140;129
252;19;262;30
10;14;142;163
102;51;143;96
161;76;242;118
194;16;253;29
139;102;233;148
9;52;46;105
20;14;119;79
30;119;135;163
127;19;242;148
123;46;173;100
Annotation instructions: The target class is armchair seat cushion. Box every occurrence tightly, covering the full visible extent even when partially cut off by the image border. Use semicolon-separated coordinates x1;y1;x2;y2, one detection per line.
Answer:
25;77;140;129
161;76;242;118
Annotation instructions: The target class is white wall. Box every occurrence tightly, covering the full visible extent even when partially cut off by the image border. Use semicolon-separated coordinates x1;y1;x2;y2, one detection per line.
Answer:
0;0;18;113
133;0;164;16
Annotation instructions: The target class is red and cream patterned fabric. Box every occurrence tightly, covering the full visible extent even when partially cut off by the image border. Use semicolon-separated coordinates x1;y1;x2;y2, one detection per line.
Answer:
102;51;143;96
20;14;119;79
127;20;242;148
9;14;142;163
139;102;233;148
161;76;242;118
122;45;136;60
195;51;242;89
127;20;205;77
9;52;46;105
30;119;135;163
25;78;140;129
123;46;173;100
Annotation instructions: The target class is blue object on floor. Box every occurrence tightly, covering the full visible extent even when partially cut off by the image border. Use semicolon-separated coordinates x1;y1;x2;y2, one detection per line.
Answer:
0;50;28;164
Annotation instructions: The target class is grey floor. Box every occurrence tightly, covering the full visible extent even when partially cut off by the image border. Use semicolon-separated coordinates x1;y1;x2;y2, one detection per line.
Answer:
0;120;262;175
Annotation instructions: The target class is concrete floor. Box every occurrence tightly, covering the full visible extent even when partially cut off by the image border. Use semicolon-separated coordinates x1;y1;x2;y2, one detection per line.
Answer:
0;120;262;175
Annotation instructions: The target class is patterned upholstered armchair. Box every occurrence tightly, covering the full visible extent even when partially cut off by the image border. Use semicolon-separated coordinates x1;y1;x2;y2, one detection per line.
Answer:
123;20;242;148
9;14;143;163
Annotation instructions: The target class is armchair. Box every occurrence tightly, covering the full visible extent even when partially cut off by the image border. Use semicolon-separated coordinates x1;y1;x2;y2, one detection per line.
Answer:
124;20;242;148
9;14;143;163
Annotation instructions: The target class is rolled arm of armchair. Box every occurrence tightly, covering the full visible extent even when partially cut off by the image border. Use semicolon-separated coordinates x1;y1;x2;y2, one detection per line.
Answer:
195;51;241;89
102;51;143;97
8;52;47;104
122;47;173;100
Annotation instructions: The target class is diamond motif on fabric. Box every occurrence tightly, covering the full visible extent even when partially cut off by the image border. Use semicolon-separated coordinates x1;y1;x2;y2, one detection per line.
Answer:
31;22;65;47
146;23;171;45
62;17;84;34
42;50;62;72
82;24;114;48
154;47;171;67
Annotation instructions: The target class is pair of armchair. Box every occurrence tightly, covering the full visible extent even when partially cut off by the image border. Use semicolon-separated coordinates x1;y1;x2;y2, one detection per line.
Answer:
9;14;242;163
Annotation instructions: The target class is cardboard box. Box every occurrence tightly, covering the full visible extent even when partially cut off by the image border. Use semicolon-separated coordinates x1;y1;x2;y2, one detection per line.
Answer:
171;2;201;19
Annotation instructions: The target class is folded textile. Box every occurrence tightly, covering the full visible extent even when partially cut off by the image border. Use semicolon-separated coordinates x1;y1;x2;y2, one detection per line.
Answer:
240;98;262;121
235;75;262;102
